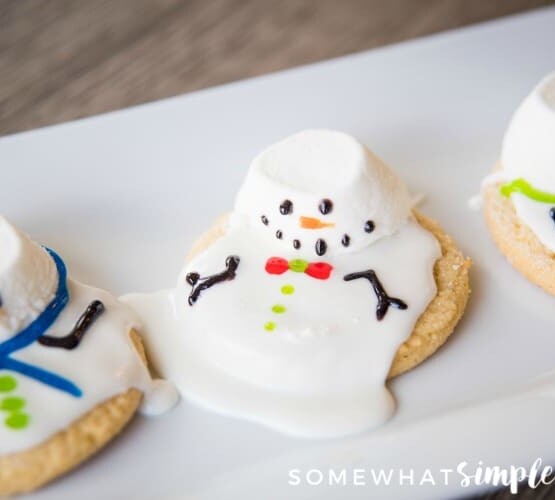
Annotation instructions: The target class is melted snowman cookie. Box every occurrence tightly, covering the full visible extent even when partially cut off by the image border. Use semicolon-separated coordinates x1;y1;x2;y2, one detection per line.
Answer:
125;130;470;438
481;72;555;294
0;216;177;495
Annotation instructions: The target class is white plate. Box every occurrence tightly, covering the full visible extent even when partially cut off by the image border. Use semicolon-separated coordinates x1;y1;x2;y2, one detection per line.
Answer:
2;7;555;499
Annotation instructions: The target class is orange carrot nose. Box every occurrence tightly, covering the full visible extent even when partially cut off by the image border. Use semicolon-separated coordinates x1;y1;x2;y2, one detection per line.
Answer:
299;216;336;229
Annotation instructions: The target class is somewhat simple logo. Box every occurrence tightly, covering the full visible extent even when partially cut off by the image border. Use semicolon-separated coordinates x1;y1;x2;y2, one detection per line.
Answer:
457;458;555;494
288;458;555;494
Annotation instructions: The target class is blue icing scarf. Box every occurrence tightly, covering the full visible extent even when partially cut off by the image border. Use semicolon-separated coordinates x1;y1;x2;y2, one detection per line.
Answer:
0;248;82;397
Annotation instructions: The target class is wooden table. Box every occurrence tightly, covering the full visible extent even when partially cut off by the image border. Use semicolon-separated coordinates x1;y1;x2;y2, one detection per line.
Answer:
1;0;554;136
2;1;555;498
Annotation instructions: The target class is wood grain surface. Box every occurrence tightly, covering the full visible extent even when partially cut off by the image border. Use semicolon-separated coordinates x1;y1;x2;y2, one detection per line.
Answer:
1;0;554;135
2;1;555;498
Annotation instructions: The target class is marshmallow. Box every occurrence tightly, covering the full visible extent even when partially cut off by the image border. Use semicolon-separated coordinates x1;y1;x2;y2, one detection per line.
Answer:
502;72;555;192
0;216;57;339
500;72;555;252
234;130;412;256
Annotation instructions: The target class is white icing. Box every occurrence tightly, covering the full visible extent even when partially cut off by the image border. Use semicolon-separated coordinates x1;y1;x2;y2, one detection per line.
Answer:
0;217;57;339
122;131;441;438
235;130;412;256
140;378;180;417
124;216;439;438
0;219;177;455
500;71;555;252
469;172;509;211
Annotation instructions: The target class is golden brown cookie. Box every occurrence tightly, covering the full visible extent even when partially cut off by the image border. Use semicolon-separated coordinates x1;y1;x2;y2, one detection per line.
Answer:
0;330;146;496
388;211;471;377
482;170;555;296
187;212;471;380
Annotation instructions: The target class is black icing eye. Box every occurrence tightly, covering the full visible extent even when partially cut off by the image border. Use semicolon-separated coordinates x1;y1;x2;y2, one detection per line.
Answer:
319;199;333;215
279;200;293;215
261;215;269;225
364;220;375;233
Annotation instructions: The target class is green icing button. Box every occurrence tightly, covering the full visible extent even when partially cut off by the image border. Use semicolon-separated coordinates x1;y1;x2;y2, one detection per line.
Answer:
0;375;17;393
264;321;276;332
271;304;286;314
281;284;295;295
500;178;555;203
289;259;308;273
1;397;26;412
5;412;30;430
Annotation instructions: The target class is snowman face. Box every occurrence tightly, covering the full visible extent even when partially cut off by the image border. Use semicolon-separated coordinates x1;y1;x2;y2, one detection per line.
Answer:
234;130;412;258
257;195;377;257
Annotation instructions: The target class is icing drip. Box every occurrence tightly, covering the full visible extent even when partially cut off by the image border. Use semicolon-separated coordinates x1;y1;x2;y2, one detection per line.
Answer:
343;270;408;321
122;217;440;438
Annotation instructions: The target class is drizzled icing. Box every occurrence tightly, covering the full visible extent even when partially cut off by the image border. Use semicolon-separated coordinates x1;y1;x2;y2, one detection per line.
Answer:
38;300;105;350
186;256;240;306
343;269;408;321
122;130;441;437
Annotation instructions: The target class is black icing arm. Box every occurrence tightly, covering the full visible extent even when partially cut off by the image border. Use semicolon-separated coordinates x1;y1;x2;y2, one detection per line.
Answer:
186;255;240;306
38;300;105;350
343;270;407;321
